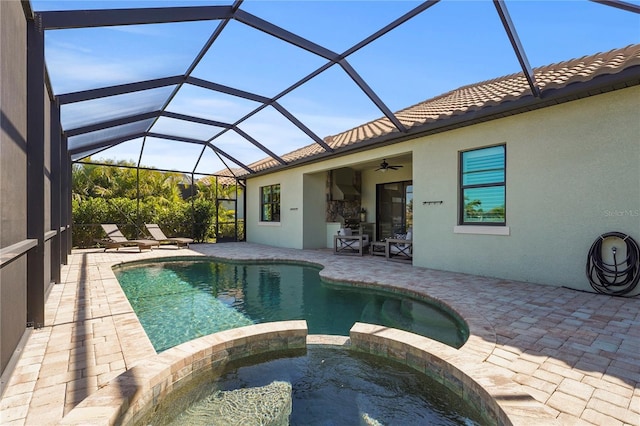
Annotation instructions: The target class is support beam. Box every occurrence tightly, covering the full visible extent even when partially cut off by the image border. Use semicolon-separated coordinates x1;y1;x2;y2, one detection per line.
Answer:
74;159;232;176
232;127;286;165
65;111;161;137
40;6;234;29
26;15;45;328
339;59;407;132
61;135;70;263
68;132;146;155
141;4;241;151
233;9;339;61
493;0;540;98
186;76;270;104
50;98;61;284
589;0;640;13
343;0;441;57
162;111;231;129
206;144;254;175
271;102;333;152
57;76;183;105
146;132;213;146
185;1;244;77
147;132;254;172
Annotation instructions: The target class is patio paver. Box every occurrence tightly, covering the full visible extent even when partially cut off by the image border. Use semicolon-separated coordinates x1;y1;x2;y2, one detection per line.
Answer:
0;243;638;425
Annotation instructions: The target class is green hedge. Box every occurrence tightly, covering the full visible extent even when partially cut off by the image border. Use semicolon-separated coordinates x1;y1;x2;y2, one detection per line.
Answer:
72;197;219;247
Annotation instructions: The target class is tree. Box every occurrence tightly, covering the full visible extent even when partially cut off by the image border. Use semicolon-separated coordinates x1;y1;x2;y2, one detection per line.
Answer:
71;160;241;247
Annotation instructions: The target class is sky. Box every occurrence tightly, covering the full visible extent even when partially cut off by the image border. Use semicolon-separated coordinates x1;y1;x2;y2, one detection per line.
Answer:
31;0;640;175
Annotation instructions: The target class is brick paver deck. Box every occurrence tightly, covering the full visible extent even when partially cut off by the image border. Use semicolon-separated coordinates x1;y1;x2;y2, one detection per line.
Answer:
1;243;638;425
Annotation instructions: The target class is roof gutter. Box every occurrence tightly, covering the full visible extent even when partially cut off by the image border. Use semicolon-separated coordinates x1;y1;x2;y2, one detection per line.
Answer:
243;66;640;179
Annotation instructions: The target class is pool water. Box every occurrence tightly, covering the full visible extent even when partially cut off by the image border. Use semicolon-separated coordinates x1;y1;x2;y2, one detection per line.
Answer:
140;347;485;425
114;259;467;352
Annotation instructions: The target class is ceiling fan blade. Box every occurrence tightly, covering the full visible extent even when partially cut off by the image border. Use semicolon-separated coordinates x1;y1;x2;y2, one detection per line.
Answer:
375;159;404;171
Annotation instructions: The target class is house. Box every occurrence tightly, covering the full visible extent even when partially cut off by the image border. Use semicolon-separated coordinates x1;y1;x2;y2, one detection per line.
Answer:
237;44;640;292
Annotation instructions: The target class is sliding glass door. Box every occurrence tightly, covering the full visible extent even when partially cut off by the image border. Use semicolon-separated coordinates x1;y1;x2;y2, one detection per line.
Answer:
376;180;413;240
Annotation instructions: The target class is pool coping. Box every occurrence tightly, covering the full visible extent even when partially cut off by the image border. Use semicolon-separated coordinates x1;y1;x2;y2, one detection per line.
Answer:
58;321;558;425
58;321;308;425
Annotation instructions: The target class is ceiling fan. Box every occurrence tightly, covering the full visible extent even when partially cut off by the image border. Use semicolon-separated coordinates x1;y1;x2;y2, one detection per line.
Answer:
375;159;403;172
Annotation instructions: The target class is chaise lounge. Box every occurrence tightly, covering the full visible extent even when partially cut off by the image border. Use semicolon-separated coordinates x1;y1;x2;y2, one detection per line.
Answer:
145;224;193;249
94;224;159;252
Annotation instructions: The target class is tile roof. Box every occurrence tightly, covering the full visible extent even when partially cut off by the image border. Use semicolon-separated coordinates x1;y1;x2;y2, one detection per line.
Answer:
228;44;640;178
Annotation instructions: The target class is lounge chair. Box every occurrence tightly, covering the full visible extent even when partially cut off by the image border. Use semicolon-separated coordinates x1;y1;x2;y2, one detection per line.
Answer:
385;227;413;262
94;224;159;252
145;224;193;249
334;228;370;256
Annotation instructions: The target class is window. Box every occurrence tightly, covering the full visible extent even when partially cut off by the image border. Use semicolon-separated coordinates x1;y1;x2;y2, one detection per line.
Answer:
260;184;280;222
459;145;505;225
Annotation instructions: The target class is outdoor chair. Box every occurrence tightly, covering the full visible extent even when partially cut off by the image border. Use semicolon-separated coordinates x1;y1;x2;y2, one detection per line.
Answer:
385;228;413;262
94;224;159;252
334;228;370;256
145;224;193;248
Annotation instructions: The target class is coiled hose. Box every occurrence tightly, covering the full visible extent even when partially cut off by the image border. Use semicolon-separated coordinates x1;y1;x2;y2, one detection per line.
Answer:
586;232;640;296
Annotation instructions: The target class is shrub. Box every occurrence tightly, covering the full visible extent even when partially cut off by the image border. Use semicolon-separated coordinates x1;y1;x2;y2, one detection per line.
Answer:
189;198;216;242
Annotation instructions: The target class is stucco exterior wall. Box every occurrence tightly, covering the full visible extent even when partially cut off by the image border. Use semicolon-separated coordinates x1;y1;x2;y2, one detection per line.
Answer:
246;85;639;291
411;86;639;291
247;168;305;249
302;173;326;249
246;147;412;249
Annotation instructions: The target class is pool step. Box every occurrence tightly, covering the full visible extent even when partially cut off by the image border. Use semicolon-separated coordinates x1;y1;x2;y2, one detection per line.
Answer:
400;299;460;329
360;300;385;324
380;299;413;329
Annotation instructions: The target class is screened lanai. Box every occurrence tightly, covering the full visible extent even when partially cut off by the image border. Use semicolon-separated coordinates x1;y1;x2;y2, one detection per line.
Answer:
1;0;639;386
33;0;640;177
28;0;640;248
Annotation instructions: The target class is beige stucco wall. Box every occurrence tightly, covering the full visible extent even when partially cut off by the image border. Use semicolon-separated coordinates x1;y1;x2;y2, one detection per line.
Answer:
246;85;640;291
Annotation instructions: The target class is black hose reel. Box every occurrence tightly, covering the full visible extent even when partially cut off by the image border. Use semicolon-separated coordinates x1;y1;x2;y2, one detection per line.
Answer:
586;232;640;297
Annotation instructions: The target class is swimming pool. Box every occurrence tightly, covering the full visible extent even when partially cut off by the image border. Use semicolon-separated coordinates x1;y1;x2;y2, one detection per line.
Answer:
114;258;468;352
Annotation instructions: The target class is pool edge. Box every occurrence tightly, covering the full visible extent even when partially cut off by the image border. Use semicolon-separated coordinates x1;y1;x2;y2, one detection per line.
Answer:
58;321;558;426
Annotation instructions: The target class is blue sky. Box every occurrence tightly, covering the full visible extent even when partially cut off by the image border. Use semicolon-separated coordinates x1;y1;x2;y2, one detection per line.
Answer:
32;1;640;174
